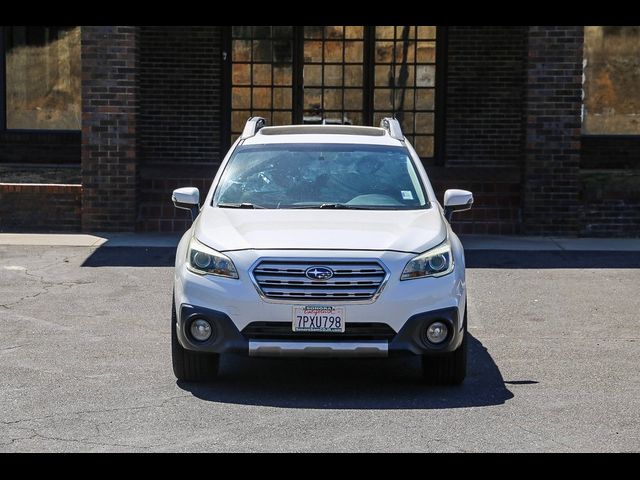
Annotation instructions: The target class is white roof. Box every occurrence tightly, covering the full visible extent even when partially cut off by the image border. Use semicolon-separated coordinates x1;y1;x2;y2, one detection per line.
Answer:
240;125;404;147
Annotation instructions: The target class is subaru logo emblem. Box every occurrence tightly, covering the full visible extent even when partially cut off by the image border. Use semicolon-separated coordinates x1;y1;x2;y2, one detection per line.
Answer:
305;266;334;280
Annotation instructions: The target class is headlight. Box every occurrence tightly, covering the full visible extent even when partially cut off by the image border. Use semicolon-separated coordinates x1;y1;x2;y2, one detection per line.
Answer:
187;237;239;279
401;238;454;280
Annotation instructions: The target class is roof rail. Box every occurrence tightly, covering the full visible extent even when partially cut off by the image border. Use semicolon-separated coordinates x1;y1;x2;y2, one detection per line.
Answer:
241;117;266;139
380;117;404;141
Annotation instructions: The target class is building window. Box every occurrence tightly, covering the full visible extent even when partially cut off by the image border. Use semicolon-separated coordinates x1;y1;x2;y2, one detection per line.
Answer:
3;26;81;130
583;26;640;135
373;26;436;158
228;26;441;160
231;26;294;141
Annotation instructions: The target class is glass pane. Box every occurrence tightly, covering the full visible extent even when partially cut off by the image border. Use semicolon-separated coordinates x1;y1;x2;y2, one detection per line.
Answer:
323;88;342;110
232;88;251;109
416;112;435;134
273;40;292;63
273;88;292;110
417;41;436;63
375;65;393;87
252;88;272;109
395;41;416;63
394;90;414;110
304;88;323;110
416;89;435;110
231;110;250;133
345;26;364;40
583;26;640;134
376;26;395;39
252;40;271;62
304;41;323;63
304;64;323;87
344;65;363;87
394;65;415;88
416;65;436;87
252;64;272;85
417;26;436;39
232;63;251;85
414;135;434;158
273;26;293;38
399;113;415;135
344;90;363;110
5;26;81;130
324;65;343;87
324;41;343;63
273;66;292;86
273;111;292;125
345;41;363;63
253;26;272;39
232;39;251;61
325;26;344;39
304;26;324;39
375;89;394;110
376;42;394;63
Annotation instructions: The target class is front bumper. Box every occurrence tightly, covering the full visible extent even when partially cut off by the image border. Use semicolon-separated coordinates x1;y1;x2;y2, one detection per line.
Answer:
174;248;466;357
176;303;464;357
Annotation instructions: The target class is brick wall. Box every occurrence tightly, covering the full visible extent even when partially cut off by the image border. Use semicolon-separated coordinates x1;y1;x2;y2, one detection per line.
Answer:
523;26;584;235
81;26;139;232
139;26;223;165
137;26;223;232
581;135;640;170
580;171;640;237
0;184;81;232
429;167;522;235
0;132;80;165
445;26;526;168
137;164;217;233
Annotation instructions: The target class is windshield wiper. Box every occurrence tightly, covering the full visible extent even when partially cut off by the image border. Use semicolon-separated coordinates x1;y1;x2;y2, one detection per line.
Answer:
217;203;265;209
288;203;367;210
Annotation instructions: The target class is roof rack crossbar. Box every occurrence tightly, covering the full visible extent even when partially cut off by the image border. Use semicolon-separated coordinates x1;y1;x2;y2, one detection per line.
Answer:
241;117;266;139
379;117;404;141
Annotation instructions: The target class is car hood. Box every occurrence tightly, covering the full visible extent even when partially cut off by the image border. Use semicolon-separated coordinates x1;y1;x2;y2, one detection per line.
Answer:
194;207;446;254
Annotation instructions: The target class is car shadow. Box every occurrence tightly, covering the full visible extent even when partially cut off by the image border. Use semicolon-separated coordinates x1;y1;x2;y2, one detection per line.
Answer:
80;247;640;269
81;247;176;267
465;250;640;269
177;333;514;410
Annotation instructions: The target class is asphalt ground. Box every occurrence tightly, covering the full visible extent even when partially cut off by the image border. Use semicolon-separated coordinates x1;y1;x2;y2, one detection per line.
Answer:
0;245;638;452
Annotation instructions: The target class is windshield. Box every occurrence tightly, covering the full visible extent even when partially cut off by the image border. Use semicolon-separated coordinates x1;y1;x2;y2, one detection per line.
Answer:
212;144;429;210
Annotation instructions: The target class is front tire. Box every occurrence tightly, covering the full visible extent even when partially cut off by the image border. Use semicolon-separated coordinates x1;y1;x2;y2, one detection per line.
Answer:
171;296;219;382
422;309;467;385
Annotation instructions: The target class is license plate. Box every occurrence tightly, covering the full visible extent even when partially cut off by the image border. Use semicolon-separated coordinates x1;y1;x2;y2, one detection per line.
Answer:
292;306;345;333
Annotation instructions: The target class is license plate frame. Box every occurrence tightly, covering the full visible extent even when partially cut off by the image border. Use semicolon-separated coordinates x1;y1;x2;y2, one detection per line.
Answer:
292;306;346;333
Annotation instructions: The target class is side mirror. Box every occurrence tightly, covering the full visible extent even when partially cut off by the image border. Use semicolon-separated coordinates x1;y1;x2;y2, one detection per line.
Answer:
444;189;473;222
172;187;200;221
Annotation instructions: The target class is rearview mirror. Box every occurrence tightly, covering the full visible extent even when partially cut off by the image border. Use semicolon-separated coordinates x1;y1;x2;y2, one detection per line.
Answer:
443;189;473;222
172;187;200;221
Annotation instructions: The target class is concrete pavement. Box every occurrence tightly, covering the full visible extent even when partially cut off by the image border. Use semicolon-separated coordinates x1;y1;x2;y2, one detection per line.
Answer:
0;243;638;451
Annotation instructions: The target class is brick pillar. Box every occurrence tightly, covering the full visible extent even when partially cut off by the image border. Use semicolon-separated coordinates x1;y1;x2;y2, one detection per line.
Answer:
81;26;138;232
523;26;584;235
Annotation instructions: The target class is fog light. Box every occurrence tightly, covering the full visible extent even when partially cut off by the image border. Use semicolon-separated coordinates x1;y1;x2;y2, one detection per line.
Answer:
190;319;212;342
426;321;448;344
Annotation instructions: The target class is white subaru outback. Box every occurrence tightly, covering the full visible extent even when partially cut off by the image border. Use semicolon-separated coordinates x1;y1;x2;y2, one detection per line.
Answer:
171;118;473;385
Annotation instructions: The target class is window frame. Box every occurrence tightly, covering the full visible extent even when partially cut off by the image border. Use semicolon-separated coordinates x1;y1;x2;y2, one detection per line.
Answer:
0;26;81;134
222;26;448;166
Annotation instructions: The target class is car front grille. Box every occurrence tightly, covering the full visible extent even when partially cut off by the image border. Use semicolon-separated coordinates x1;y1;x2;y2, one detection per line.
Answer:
251;260;387;301
242;322;396;341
